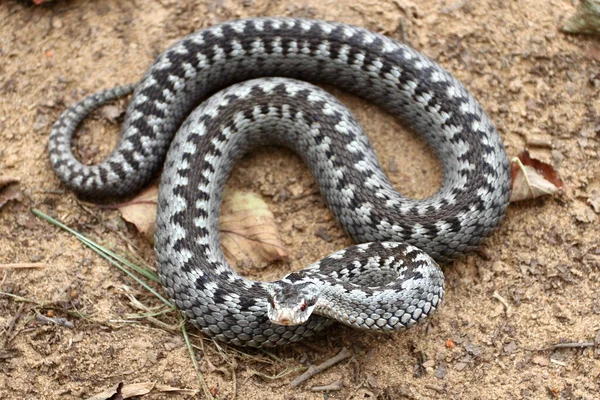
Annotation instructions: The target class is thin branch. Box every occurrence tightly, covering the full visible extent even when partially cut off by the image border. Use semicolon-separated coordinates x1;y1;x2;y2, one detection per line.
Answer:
492;290;511;315
0;263;47;269
291;347;352;387
526;342;596;351
311;380;344;392
35;313;74;328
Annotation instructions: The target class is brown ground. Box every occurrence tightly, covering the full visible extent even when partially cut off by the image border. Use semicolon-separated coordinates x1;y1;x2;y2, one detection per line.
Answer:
1;0;599;399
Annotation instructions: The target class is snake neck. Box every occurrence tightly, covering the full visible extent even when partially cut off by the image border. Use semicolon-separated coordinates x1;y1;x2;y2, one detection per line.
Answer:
303;243;445;332
314;281;442;332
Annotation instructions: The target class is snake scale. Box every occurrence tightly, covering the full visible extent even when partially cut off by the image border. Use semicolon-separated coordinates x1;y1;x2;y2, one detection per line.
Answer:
48;18;511;347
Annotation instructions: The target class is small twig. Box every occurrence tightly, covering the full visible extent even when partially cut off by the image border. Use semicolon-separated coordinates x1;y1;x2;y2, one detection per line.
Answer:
527;342;596;351
35;313;74;328
230;365;237;400
492;290;511;315
311;380;344;392
350;357;361;384
3;303;25;347
0;263;47;269
291;347;352;387
549;342;595;349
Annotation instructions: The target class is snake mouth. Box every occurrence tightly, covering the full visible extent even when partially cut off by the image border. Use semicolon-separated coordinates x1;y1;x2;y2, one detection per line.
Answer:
269;309;302;326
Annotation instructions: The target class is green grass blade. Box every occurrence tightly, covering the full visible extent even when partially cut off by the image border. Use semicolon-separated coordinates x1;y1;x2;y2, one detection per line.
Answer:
31;208;173;308
181;316;215;400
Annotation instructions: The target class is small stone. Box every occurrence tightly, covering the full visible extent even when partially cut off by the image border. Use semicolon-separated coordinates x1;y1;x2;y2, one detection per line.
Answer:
508;79;523;93
532;355;549;366
99;105;124;123
52;17;63;29
146;350;158;364
71;333;84;343
287;182;304;197
526;134;552;148
454;362;467;371
435;364;447;379
503;341;518;354
464;343;482;357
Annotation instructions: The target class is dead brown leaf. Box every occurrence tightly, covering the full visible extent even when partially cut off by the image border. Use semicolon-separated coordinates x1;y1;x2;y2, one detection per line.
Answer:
0;176;22;209
510;150;565;202
86;381;197;400
116;186;159;241
220;189;288;268
117;186;288;267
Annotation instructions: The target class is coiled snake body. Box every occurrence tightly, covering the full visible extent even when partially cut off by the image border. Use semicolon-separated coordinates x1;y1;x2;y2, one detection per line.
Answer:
48;18;510;347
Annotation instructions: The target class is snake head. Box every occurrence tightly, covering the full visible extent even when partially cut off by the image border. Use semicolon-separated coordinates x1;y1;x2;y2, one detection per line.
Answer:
266;281;320;326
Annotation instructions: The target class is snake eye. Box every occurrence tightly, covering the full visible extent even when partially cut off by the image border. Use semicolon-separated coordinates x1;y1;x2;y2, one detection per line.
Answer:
300;301;307;312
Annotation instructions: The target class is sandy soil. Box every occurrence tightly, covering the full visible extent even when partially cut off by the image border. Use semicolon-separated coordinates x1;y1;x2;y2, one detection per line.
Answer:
1;0;599;399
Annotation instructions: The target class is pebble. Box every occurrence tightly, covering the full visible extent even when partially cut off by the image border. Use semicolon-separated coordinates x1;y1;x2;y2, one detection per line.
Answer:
52;17;63;29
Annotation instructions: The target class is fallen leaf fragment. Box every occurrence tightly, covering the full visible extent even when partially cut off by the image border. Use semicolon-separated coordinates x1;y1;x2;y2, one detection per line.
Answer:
562;0;600;35
0;176;22;209
509;151;564;202
86;381;197;400
116;186;288;267
116;186;159;241
220;189;288;268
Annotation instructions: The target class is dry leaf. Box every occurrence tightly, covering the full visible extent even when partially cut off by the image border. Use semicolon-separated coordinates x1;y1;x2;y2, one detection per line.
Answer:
117;186;288;267
220;189;288;268
0;176;22;209
117;186;158;241
86;381;197;400
510;150;565;202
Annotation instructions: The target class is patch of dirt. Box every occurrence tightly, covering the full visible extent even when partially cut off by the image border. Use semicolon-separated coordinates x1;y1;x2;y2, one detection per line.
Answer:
1;0;599;399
